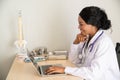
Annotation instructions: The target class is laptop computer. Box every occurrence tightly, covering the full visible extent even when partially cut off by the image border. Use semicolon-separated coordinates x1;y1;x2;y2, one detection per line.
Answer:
26;50;65;76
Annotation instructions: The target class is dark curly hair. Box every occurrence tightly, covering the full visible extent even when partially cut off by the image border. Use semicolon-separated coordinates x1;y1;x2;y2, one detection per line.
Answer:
79;6;111;30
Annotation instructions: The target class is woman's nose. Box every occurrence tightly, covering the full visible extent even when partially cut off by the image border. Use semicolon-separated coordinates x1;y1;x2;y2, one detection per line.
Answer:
78;25;82;30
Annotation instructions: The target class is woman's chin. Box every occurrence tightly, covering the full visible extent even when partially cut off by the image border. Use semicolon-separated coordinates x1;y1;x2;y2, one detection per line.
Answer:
81;32;87;36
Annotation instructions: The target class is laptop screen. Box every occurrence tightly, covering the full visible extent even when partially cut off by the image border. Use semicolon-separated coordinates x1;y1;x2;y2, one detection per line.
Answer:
26;49;41;74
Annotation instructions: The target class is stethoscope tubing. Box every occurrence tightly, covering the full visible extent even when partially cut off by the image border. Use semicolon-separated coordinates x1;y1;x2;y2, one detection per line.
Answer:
79;31;104;60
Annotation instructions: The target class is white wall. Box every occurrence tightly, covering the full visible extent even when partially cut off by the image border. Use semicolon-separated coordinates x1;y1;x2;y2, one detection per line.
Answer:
0;0;120;79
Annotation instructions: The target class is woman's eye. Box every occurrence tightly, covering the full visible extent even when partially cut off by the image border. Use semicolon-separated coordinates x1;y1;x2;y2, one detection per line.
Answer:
80;24;83;26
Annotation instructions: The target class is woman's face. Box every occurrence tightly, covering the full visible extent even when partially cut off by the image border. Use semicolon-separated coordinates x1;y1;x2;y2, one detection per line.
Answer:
78;16;97;36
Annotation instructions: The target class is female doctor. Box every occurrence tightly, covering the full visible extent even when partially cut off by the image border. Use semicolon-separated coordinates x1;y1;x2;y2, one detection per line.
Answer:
46;6;120;80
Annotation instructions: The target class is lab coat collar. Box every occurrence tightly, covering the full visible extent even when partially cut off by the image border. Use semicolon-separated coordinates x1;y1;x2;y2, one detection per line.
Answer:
88;30;104;48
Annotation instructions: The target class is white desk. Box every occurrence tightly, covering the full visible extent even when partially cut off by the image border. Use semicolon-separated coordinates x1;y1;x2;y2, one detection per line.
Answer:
6;57;84;80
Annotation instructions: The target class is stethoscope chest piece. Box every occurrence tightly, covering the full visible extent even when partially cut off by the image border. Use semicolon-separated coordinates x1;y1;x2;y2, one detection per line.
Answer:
79;54;83;59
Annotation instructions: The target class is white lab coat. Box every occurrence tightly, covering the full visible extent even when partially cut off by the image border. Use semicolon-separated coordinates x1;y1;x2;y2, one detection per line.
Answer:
65;30;120;80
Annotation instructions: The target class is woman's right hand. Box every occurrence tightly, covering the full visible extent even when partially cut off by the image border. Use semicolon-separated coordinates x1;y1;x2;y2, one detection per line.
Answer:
73;33;87;44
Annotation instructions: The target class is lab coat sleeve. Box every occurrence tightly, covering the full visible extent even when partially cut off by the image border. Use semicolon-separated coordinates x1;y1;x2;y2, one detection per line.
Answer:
65;37;117;80
68;42;85;65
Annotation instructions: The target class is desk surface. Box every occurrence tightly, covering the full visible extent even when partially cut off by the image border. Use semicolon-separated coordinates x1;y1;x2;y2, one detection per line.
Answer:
6;57;83;80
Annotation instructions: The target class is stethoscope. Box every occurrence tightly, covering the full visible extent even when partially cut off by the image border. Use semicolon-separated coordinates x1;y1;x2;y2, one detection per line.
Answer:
78;31;104;61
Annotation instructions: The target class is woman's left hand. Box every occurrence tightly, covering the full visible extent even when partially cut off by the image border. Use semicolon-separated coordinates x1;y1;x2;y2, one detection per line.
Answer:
45;66;65;75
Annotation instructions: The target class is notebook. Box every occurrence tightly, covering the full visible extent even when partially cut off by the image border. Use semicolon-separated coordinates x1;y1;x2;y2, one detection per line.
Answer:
27;50;65;76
